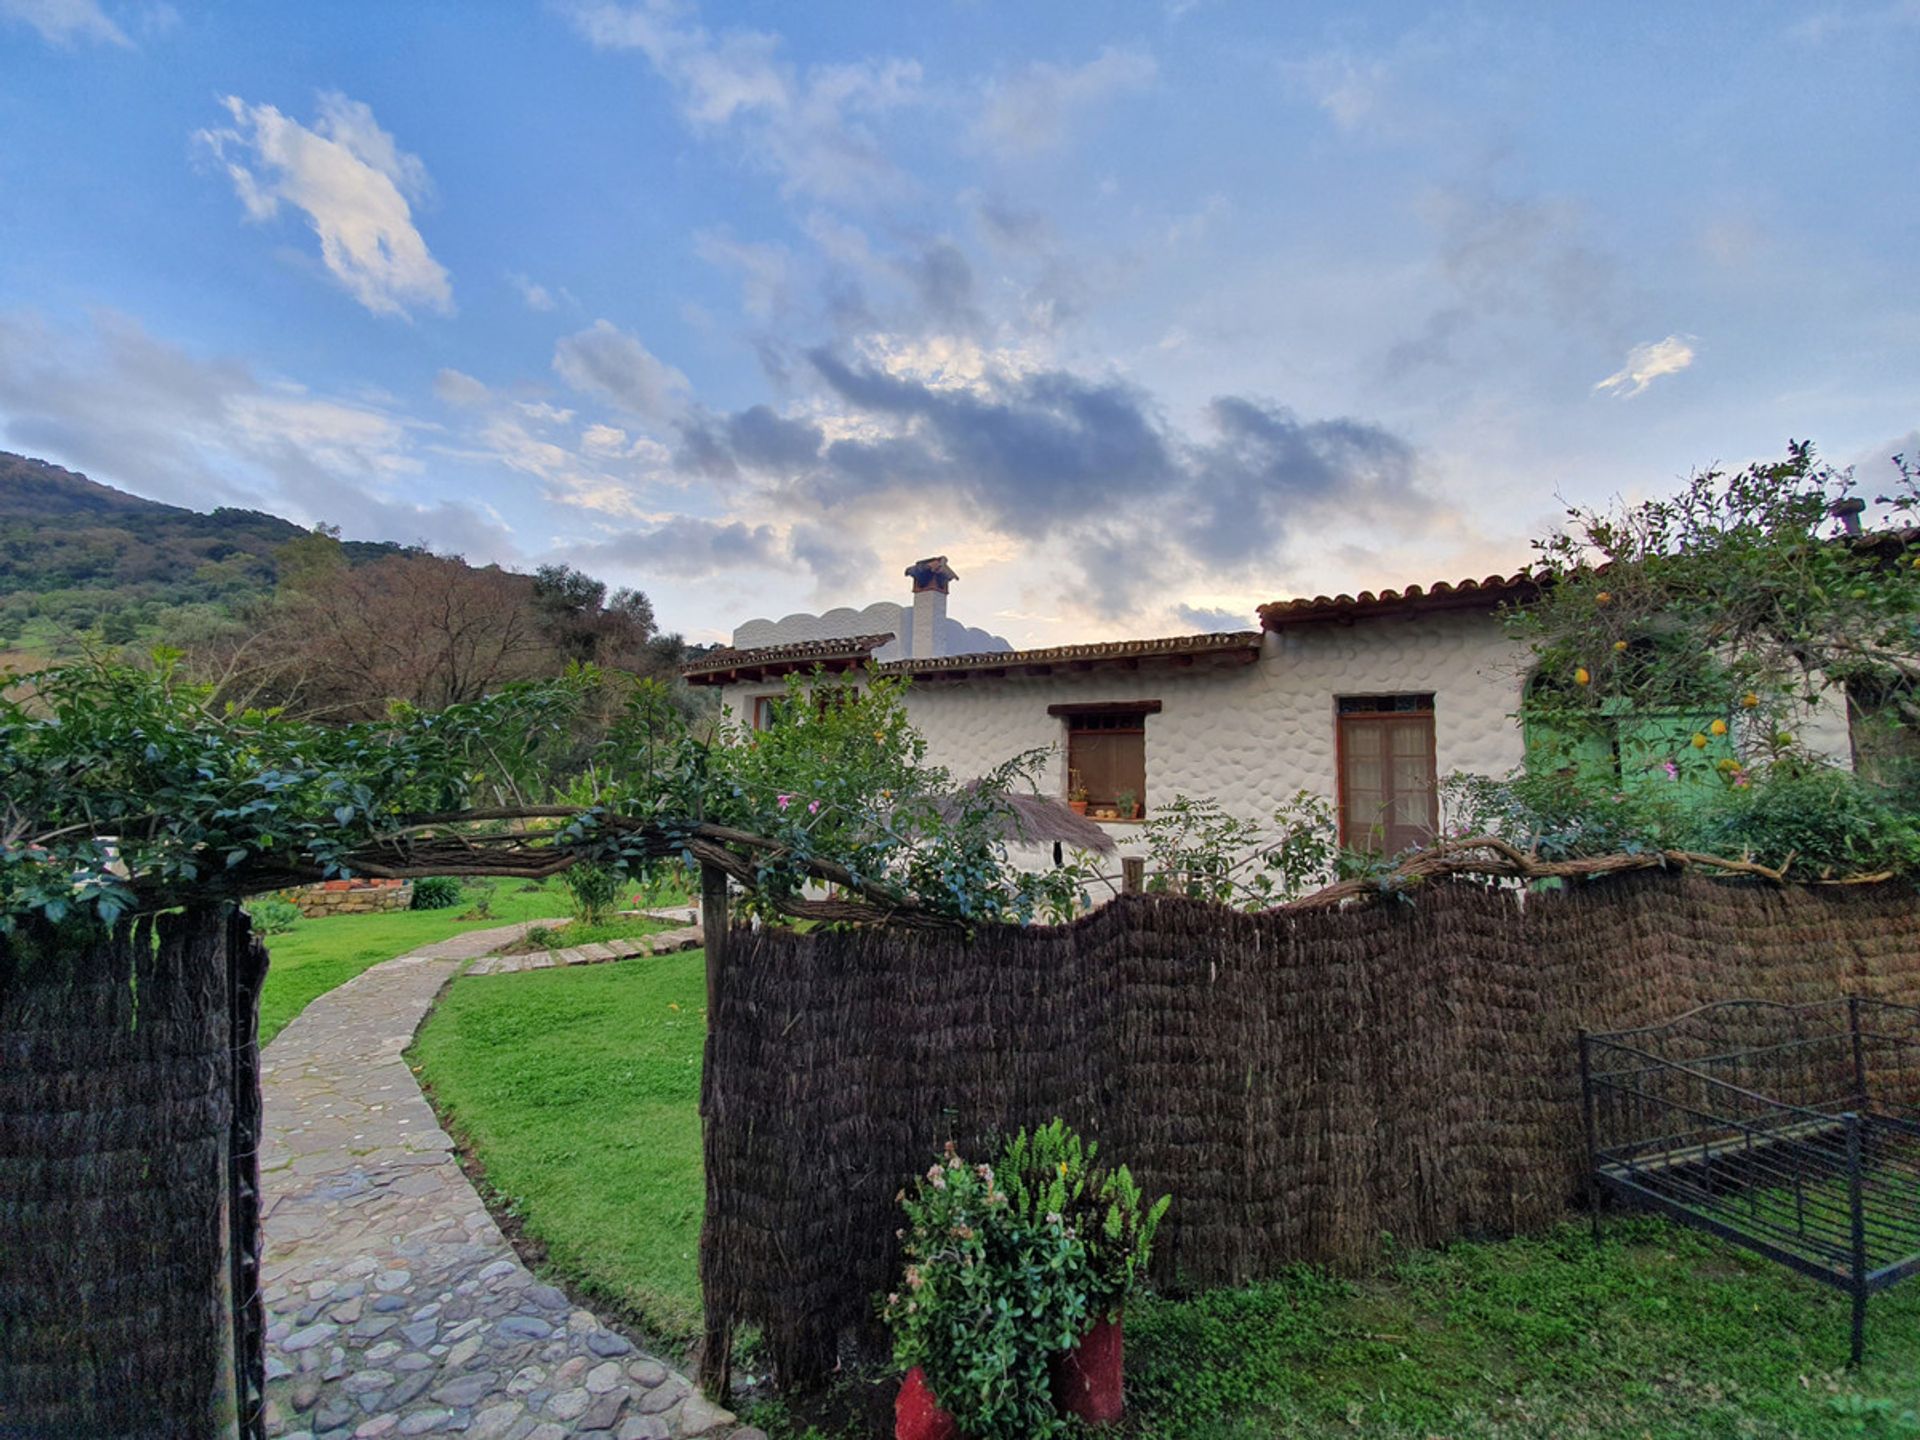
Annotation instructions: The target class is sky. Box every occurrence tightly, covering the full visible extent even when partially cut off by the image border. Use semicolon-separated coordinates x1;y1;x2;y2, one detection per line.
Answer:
0;1;1915;648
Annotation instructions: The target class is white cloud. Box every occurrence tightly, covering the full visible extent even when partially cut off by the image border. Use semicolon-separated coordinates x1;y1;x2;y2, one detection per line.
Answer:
1284;51;1393;133
568;2;922;200
433;368;492;408
0;308;512;558
552;319;690;423
0;0;128;46
510;273;557;311
195;92;453;319
1593;334;1696;398
972;46;1157;157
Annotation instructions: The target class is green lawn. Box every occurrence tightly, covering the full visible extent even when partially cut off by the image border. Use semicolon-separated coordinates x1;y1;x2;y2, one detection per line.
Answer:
408;952;708;1341
398;954;1920;1437
257;878;579;1045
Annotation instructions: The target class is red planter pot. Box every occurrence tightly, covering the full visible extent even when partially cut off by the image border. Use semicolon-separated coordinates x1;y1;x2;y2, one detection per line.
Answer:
1053;1313;1126;1425
896;1366;958;1440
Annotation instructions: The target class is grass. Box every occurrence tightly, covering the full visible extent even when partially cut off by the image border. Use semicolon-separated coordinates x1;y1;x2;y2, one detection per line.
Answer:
398;953;1920;1439
256;878;579;1045
408;951;708;1342
507;912;695;954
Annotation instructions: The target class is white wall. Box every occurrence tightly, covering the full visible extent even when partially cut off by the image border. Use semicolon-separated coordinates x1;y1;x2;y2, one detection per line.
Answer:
717;609;1535;865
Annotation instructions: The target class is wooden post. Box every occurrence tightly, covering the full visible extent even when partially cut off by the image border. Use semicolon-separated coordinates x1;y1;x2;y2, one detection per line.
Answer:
1122;856;1146;895
700;861;729;1016
696;861;732;1403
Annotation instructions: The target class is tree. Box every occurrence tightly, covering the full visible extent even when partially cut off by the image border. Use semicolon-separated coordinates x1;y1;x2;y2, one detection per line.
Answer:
1513;441;1920;781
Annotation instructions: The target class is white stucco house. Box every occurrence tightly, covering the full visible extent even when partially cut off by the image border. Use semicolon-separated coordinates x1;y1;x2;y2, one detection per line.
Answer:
684;554;1862;865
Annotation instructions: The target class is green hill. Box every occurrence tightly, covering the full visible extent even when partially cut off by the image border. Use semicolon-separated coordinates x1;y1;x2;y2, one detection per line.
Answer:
0;452;401;658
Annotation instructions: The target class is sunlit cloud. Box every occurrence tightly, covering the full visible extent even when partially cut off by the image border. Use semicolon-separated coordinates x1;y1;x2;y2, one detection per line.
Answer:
1593;334;1696;398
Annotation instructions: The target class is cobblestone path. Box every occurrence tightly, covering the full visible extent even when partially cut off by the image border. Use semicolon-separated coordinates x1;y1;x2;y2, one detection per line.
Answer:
258;923;758;1440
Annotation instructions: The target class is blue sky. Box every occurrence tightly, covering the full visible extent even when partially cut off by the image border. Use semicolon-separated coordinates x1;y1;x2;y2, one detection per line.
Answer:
1;1;1914;646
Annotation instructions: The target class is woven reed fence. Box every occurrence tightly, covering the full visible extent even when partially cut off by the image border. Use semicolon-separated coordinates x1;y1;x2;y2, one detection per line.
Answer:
0;905;269;1440
700;872;1920;1386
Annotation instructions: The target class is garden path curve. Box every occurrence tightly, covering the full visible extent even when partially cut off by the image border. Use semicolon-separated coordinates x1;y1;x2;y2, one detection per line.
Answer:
257;921;759;1440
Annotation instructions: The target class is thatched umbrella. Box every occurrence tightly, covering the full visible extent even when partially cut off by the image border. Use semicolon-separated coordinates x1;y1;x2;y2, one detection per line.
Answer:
930;783;1117;854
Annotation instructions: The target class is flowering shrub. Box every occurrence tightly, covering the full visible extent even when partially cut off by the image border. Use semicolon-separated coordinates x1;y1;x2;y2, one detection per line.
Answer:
883;1142;1091;1438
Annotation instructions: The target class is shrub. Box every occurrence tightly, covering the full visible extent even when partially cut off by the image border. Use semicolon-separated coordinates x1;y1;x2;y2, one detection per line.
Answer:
562;862;622;924
1692;762;1920;878
244;896;302;935
1002;1118;1170;1318
410;875;465;910
882;1142;1090;1439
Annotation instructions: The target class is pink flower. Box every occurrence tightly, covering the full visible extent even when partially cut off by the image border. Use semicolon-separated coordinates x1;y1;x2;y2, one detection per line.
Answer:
1663;761;1679;780
777;794;793;810
808;799;821;814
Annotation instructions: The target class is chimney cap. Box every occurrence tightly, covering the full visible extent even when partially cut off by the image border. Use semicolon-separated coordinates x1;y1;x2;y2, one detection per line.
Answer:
1829;497;1866;536
905;555;957;594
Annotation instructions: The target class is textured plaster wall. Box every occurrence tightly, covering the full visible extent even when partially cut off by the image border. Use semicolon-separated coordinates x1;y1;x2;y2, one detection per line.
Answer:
719;610;1534;867
712;608;1862;875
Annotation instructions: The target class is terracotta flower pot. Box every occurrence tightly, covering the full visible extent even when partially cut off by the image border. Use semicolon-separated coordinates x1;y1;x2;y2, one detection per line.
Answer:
896;1365;957;1440
1053;1313;1125;1425
1068;799;1088;815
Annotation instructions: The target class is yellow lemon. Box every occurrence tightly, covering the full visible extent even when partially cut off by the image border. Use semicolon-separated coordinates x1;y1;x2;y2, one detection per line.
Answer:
1613;640;1629;652
1574;667;1591;686
1691;732;1709;749
1710;719;1728;736
1595;591;1613;605
1741;692;1760;708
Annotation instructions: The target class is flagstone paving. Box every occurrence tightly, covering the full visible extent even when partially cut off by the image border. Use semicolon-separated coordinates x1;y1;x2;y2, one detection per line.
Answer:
257;921;758;1440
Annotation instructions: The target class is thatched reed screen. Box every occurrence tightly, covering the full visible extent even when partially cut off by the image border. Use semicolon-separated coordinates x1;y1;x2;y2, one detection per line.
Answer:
699;873;1920;1386
0;905;269;1440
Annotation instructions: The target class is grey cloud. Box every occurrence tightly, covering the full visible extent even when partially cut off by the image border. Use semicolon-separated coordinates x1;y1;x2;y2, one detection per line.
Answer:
553;320;690;423
1181;396;1424;565
674;348;1429;618
787;520;878;591
906;242;979;332
566;515;783;578
1176;604;1250;632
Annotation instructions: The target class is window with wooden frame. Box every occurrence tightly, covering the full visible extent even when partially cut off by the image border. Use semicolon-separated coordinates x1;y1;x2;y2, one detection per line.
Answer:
1051;701;1158;818
1336;694;1437;855
752;696;779;731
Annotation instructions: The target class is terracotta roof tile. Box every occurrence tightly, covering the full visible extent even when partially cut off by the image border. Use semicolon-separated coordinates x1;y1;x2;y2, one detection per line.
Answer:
880;630;1261;676
1257;572;1539;629
682;632;894;680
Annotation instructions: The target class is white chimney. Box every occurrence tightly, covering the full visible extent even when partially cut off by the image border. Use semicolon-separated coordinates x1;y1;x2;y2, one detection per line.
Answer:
904;555;956;658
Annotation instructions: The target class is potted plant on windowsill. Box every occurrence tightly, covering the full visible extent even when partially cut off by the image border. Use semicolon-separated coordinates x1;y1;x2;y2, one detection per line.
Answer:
1067;771;1089;816
1115;788;1141;822
1004;1121;1170;1427
884;1142;1092;1440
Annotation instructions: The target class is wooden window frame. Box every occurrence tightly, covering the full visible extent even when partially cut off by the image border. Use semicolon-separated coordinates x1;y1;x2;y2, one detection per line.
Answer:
1055;701;1156;818
1334;695;1438;854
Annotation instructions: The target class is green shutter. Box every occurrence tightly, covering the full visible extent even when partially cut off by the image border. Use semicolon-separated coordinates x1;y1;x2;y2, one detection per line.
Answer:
1523;715;1617;786
1616;710;1735;808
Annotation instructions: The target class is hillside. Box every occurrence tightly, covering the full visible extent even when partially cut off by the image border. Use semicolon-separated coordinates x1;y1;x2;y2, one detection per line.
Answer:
0;452;401;657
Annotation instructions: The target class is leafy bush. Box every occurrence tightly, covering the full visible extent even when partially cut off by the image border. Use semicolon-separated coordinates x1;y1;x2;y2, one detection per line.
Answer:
883;1141;1090;1439
562;862;622;924
244;895;302;935
1692;763;1920;879
410;875;464;910
1001;1118;1170;1318
1142;791;1337;909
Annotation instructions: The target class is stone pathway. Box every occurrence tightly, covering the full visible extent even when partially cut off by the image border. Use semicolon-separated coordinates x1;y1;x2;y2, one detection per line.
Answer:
466;911;702;979
258;921;758;1440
